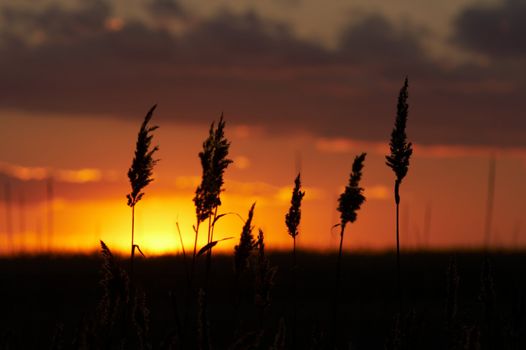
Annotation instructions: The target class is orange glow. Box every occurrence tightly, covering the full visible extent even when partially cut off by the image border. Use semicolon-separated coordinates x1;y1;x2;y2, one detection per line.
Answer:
2;114;526;256
0;194;299;257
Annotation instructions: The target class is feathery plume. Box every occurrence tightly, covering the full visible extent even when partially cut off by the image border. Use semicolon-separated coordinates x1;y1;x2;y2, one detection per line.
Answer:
126;105;159;281
254;229;277;312
337;153;366;230
285;173;304;348
285;173;305;239
191;114;233;286
97;241;129;337
332;153;366;347
127;105;159;207
386;77;412;309
234;203;256;277
386;77;413;204
193;115;232;223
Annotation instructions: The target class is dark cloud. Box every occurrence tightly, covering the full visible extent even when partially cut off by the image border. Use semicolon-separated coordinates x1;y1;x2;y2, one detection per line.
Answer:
0;1;110;44
149;0;187;19
453;0;526;59
0;2;525;148
176;11;328;66
338;16;427;68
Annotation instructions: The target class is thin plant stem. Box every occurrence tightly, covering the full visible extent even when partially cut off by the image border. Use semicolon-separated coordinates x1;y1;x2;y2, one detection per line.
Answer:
205;208;218;291
176;221;189;285
395;179;401;310
335;225;345;308
190;221;201;289
292;235;297;350
130;204;136;283
332;225;346;348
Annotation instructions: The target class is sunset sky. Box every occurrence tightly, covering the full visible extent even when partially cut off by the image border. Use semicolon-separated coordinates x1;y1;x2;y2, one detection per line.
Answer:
0;0;525;255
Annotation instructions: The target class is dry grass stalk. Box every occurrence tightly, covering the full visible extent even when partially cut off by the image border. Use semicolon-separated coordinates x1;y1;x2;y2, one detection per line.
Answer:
234;203;256;279
192;114;232;282
285;173;304;348
126;105;159;280
97;241;152;349
193;114;232;224
332;153;366;346
254;229;277;326
386;77;413;307
98;240;129;331
285;173;305;243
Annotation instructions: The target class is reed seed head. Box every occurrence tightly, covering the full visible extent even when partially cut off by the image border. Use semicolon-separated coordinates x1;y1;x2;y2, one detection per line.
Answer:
194;114;233;223
285;173;305;239
338;153;366;229
98;240;129;329
127;105;159;207
234;203;256;277
386;77;413;184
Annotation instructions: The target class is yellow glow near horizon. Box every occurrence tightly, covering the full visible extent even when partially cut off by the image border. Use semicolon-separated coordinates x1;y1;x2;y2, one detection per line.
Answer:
0;193;297;256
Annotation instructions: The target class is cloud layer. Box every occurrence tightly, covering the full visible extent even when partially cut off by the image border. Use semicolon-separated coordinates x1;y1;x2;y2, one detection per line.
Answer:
0;0;525;147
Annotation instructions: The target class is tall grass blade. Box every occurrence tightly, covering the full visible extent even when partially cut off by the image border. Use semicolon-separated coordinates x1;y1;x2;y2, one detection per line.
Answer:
285;172;304;348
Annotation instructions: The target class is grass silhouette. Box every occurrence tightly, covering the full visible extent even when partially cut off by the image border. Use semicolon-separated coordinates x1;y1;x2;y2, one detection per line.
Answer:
285;172;304;348
192;114;232;286
126;104;159;281
332;152;366;347
386;77;413;308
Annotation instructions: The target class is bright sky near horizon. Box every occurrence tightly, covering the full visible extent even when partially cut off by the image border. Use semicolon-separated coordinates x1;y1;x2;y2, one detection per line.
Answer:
0;0;525;255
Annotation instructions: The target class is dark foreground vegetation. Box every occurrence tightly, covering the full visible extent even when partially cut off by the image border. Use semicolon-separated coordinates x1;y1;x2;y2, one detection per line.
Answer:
1;251;525;349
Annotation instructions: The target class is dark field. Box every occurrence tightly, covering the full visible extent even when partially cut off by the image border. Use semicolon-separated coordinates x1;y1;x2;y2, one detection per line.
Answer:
1;251;525;349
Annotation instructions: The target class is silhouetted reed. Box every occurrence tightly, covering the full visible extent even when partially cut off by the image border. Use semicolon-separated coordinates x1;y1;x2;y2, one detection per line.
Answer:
386;77;413;307
234;203;256;280
98;240;129;333
285;172;304;348
192;114;232;283
254;229;277;328
286;173;305;266
126;105;159;281
230;203;257;339
94;241;151;349
332;152;366;346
